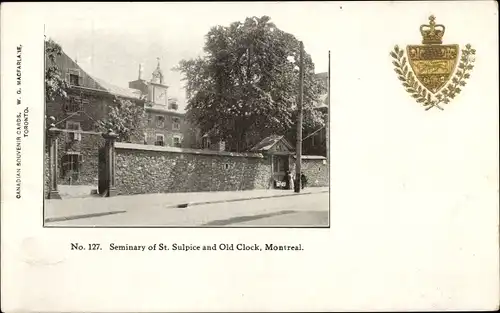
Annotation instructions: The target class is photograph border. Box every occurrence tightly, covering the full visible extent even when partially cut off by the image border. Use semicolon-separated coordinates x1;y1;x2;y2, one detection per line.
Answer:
42;23;331;229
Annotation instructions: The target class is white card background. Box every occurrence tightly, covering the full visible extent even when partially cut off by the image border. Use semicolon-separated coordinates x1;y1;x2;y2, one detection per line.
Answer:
1;1;498;312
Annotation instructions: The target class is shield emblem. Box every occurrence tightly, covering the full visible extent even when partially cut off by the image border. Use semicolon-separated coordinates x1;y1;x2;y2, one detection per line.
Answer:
406;44;459;94
391;15;476;110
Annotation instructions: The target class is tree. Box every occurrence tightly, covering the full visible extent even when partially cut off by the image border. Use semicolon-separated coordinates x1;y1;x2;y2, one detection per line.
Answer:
45;38;69;102
95;96;146;143
175;16;326;152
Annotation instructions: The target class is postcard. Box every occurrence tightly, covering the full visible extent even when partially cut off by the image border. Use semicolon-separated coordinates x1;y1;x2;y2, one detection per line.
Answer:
1;1;498;312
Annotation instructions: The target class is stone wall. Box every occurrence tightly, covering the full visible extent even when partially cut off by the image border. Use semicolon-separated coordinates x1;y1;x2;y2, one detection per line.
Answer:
290;156;329;187
114;143;273;195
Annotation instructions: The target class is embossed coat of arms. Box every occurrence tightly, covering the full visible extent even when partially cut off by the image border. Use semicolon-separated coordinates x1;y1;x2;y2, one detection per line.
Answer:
391;16;476;110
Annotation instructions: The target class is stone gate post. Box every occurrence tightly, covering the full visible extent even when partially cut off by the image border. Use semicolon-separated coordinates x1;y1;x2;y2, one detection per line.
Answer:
102;129;118;197
47;116;62;199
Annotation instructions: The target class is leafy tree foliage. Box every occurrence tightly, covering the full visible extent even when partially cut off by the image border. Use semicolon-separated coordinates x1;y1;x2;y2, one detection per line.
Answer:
175;16;326;152
45;38;69;102
95;97;146;143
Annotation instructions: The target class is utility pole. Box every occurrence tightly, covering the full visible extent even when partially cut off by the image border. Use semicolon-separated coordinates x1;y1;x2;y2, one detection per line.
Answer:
91;19;95;75
295;41;304;193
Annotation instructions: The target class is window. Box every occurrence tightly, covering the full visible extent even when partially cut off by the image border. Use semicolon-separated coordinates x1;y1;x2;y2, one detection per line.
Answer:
66;121;81;141
202;136;211;149
156;115;165;128
273;157;285;173
66;69;81;86
219;140;226;152
173;135;181;148
168;99;179;111
64;95;86;113
169;102;178;111
155;134;165;146
61;153;82;182
70;74;80;86
143;132;148;144
172;117;180;130
66;121;80;130
147;114;152;126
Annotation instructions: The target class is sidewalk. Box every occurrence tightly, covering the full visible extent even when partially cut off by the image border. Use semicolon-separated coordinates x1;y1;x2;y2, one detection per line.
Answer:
44;187;329;223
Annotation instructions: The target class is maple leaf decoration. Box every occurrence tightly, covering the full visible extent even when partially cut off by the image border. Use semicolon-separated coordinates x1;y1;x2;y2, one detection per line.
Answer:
391;44;476;110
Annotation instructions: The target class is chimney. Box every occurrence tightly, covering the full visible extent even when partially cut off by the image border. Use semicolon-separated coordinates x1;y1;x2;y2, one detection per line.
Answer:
138;63;144;80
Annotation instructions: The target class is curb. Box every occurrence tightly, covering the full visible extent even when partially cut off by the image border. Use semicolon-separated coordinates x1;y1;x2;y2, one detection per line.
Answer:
167;189;328;209
44;210;126;223
45;189;329;223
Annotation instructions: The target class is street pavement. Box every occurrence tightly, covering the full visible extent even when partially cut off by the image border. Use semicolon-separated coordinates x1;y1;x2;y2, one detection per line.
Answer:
46;192;329;227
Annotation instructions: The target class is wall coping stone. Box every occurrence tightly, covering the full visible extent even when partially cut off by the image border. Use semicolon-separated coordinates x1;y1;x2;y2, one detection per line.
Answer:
293;155;327;160
115;142;264;158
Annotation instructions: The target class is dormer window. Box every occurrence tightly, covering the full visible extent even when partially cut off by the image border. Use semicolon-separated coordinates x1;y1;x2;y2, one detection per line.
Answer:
168;100;178;111
66;69;82;86
70;74;80;86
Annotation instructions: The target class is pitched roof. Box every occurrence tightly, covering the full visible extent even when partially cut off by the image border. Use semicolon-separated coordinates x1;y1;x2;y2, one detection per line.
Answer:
55;48;142;100
146;102;186;114
316;93;328;108
314;72;329;109
315;72;328;79
91;76;143;100
250;135;294;152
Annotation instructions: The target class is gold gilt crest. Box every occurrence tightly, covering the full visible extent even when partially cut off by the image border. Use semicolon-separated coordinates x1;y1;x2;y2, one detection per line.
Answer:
391;15;476;110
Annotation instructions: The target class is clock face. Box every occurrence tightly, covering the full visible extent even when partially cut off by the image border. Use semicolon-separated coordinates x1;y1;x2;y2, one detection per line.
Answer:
155;87;166;104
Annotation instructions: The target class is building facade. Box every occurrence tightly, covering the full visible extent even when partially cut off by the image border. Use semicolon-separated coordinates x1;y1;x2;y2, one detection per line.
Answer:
301;72;328;157
45;42;327;187
45;48;144;185
45;44;196;185
128;61;196;148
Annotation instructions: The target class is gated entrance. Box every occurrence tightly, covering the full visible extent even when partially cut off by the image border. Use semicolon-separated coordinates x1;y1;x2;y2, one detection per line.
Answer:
45;116;118;199
249;135;295;189
98;146;107;195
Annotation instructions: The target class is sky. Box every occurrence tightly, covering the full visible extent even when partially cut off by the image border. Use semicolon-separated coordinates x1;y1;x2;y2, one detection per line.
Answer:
45;2;333;111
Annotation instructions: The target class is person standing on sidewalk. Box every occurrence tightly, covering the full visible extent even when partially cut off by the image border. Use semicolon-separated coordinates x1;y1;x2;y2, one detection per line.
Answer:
301;173;308;189
288;171;295;191
284;171;290;190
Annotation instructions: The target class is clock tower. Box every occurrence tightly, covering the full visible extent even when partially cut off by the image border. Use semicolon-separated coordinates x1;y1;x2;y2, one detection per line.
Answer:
148;57;169;106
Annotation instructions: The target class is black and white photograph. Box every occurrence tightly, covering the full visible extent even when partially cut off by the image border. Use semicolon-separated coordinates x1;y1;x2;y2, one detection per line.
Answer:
43;5;330;227
2;2;498;312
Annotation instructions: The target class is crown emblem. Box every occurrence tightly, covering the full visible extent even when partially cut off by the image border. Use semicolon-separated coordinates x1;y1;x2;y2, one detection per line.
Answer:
390;15;476;110
420;15;445;45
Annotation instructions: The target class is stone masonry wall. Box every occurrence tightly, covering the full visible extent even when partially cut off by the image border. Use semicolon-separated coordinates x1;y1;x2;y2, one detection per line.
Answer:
290;157;329;187
115;143;272;195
